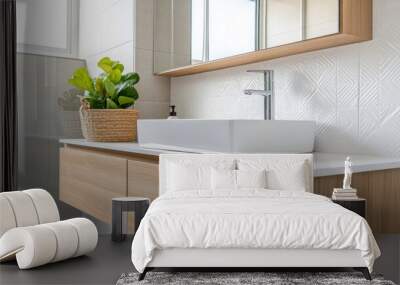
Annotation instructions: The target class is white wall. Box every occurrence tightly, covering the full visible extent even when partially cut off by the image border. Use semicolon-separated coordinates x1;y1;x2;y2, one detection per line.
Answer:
171;0;400;157
79;0;135;75
79;0;170;118
16;0;78;57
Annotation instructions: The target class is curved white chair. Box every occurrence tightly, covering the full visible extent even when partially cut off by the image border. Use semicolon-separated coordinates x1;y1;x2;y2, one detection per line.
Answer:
0;189;98;269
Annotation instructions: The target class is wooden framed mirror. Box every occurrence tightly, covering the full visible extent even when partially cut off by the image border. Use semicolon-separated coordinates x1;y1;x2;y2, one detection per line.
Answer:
154;0;372;77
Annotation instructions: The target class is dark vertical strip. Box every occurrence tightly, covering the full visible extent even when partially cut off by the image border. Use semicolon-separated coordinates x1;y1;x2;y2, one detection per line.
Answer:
0;0;18;192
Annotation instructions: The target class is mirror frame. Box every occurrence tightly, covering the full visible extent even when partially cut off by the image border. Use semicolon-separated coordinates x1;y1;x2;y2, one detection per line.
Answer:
156;0;372;77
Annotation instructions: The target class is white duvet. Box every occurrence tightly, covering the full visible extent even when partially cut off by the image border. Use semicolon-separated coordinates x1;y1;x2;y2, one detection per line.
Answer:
131;190;380;273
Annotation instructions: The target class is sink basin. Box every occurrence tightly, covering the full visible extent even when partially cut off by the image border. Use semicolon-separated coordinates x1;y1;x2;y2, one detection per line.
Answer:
137;119;315;153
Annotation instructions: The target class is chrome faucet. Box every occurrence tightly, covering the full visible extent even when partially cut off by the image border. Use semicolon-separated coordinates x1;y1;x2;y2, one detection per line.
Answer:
243;70;274;120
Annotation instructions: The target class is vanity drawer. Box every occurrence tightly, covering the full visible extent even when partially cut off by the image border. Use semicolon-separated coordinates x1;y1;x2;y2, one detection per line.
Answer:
59;147;127;223
128;159;159;201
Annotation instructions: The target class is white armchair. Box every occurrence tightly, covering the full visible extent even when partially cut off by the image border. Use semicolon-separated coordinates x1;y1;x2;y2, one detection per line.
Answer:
0;189;98;269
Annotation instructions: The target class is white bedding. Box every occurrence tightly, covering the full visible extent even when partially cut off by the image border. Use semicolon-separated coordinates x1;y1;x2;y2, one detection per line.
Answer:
131;190;380;273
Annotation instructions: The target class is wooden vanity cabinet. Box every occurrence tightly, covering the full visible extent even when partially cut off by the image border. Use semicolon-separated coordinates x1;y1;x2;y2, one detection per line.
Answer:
59;147;127;223
128;160;159;201
59;145;159;224
60;144;399;233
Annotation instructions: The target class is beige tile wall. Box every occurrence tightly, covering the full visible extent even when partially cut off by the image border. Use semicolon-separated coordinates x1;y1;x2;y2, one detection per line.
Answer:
134;0;170;118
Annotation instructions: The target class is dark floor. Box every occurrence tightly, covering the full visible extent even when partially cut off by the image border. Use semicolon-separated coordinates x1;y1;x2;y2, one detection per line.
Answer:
0;236;134;285
1;235;399;285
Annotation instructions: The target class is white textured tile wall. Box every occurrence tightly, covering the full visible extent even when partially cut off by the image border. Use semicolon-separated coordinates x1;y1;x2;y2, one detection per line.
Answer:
171;0;400;157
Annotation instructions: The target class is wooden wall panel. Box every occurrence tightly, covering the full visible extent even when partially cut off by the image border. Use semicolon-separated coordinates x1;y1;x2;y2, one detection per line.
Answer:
352;173;369;202
314;169;400;234
383;169;400;233
314;175;339;197
368;171;385;233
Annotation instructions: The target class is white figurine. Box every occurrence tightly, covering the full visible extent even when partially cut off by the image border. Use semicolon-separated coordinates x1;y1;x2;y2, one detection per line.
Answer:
343;156;353;189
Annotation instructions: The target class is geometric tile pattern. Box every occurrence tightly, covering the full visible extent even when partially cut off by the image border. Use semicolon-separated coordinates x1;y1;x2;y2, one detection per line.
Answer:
171;0;400;156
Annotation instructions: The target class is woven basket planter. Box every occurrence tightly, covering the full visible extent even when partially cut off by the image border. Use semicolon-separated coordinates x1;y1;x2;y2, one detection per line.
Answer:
80;107;139;142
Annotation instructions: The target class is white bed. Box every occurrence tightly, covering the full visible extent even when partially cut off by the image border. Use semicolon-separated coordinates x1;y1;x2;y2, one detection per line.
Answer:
131;154;380;280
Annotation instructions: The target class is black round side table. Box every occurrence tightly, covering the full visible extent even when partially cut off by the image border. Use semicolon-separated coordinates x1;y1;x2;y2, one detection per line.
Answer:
112;197;150;242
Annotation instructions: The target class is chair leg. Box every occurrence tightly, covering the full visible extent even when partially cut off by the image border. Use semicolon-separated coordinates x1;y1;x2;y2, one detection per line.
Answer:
354;267;372;280
138;268;148;281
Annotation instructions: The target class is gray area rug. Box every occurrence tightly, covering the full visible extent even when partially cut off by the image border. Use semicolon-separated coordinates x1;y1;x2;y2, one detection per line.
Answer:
117;272;396;285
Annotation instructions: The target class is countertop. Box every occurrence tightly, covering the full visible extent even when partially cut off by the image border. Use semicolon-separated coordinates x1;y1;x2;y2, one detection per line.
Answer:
60;139;400;177
60;139;177;157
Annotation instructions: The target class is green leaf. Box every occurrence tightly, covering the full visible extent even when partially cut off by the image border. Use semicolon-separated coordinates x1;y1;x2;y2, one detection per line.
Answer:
98;57;114;73
119;85;139;100
118;96;134;107
112;62;124;73
83;93;105;109
68;68;94;92
116;80;132;92
95;78;104;94
121;72;140;85
106;98;118;109
98;57;125;77
103;77;116;97
109;69;122;84
116;80;138;97
70;56;139;109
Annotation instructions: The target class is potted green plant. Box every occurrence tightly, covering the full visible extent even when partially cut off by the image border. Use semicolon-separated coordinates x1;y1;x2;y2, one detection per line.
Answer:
68;57;140;142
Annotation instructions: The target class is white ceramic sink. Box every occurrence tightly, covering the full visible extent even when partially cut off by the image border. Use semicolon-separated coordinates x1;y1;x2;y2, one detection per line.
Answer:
138;119;315;153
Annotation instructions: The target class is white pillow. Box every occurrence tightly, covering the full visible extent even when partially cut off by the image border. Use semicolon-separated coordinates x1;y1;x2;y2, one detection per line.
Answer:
236;169;267;189
211;169;267;190
266;161;307;191
237;159;309;191
211;168;236;190
166;159;236;192
166;162;211;191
